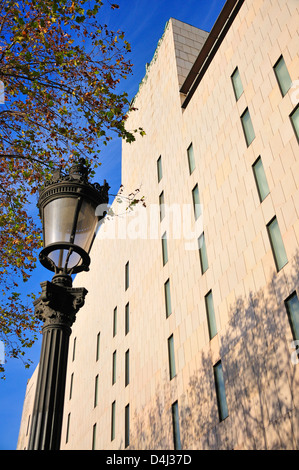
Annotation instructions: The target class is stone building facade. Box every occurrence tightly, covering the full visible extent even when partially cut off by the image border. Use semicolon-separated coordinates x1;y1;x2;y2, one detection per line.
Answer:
18;0;299;450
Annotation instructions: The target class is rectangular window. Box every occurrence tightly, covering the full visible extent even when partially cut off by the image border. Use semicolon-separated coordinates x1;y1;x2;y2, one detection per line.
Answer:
125;349;130;386
231;67;244;100
125;302;130;335
96;332;100;361
164;279;172;318
125;404;130;448
187;143;195;174
290;105;299;143
69;373;74;400
192;184;201;220
205;290;217;339
162;232;168;266
26;415;31;437
252;156;270;202
125;261;129;290
111;401;116;441
285;292;299;341
171;401;182;450
157;155;162;183
267;216;288;271
113;307;117;337
214;362;229;421
112;350;117;385
198;232;208;274
159;191;165;221
92;423;97;450
168;334;176;380
66;413;71;444
241;108;255;146
94;375;99;407
72;337;76;362
273;55;292;97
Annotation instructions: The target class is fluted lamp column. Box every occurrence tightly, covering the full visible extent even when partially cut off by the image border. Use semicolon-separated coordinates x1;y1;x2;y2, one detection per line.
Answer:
28;159;109;450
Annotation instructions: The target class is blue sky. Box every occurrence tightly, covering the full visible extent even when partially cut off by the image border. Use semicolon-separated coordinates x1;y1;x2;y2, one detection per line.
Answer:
0;0;226;450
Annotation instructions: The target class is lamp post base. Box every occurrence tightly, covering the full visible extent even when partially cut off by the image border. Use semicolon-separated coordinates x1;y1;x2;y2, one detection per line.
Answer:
28;275;87;450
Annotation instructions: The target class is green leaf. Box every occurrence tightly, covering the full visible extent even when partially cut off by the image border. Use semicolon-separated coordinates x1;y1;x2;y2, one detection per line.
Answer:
75;15;86;23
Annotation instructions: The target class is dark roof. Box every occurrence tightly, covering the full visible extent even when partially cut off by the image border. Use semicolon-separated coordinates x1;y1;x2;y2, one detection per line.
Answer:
180;0;245;109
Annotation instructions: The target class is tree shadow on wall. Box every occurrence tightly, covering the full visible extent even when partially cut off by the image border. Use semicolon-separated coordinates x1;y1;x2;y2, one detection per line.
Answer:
129;251;299;450
128;377;175;450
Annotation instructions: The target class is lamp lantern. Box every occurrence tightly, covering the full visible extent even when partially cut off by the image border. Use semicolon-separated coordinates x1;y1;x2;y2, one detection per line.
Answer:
38;158;109;275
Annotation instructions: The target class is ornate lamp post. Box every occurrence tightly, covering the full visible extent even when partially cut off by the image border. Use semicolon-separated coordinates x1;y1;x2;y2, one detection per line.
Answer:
28;159;109;450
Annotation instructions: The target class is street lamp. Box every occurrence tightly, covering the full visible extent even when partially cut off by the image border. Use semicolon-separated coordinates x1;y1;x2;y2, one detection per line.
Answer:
28;159;109;450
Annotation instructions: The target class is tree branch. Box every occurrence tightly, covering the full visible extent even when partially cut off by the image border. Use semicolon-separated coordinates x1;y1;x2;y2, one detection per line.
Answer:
0;153;52;168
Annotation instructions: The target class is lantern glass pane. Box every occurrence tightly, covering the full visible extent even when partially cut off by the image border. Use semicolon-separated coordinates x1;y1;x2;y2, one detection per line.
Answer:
44;197;78;246
48;247;81;271
43;196;96;270
73;199;97;254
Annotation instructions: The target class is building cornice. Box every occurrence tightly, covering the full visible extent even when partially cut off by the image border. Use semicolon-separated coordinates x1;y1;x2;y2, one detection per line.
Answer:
180;0;245;109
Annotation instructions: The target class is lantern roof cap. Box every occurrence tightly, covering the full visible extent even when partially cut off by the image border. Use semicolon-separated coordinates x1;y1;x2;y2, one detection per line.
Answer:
37;158;110;211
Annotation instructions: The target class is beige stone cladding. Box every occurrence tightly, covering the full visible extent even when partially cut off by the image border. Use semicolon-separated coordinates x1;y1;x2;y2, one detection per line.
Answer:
119;2;299;450
17;0;299;450
16;366;39;450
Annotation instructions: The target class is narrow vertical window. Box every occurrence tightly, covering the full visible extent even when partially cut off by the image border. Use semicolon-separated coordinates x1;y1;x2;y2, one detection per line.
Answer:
159;191;165;221
96;332;100;361
290;105;299;143
214;362;229;421
187;143;195;174
285;292;299;341
69;373;74;400
26;415;31;436
252;156;270;202
125;349;130;387
168;334;176;380
111;401;116;441
125;302;130;335
241;108;255;146
157;155;162;182
72;337;76;362
125;404;130;448
92;423;97;450
267;216;288;271
198;232;208;274
231;67;244;100
112;350;117;385
113;306;117;337
125;261;129;290
94;375;99;407
192;184;201;220
273;55;292;97
164;279;172;318
205;290;217;339
171;401;181;450
66;413;71;444
162;232;168;266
